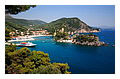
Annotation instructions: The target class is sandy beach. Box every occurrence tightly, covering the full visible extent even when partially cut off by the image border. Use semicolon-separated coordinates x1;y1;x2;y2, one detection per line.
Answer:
7;35;53;42
28;35;53;38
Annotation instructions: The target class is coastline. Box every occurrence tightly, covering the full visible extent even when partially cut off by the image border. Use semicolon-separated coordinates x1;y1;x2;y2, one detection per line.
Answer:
28;35;53;38
7;35;53;42
6;29;115;74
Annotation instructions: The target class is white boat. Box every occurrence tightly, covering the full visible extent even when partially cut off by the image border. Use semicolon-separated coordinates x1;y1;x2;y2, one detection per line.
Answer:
16;42;36;47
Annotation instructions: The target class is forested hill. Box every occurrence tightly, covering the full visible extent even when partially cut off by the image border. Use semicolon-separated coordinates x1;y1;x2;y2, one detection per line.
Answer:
5;21;27;32
5;15;100;34
5;15;47;26
41;17;100;33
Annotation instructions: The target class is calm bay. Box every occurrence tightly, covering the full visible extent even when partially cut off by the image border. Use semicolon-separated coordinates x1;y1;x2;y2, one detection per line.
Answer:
15;29;115;74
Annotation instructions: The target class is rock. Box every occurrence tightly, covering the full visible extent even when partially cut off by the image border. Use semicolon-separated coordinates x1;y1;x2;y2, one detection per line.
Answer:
73;41;107;46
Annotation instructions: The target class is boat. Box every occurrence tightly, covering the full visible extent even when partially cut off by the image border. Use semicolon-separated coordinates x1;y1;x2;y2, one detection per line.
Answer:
16;42;36;47
112;45;115;47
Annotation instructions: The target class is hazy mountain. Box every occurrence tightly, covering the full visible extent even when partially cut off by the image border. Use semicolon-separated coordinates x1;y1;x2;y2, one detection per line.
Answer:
5;15;47;26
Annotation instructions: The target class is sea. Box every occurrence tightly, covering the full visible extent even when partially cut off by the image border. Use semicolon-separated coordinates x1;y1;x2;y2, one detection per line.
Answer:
15;29;115;74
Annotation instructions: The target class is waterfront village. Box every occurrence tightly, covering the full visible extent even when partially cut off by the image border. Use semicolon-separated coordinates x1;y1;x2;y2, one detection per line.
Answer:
53;28;106;46
6;26;107;46
8;28;50;42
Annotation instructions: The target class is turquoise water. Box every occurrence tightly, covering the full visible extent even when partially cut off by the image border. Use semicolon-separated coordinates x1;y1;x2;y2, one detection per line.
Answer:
15;29;115;74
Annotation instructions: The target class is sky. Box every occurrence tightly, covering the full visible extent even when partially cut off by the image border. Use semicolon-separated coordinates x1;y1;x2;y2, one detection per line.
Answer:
12;5;115;28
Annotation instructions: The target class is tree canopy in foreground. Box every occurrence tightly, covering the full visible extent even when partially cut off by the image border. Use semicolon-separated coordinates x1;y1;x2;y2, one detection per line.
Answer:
5;46;70;74
5;5;36;15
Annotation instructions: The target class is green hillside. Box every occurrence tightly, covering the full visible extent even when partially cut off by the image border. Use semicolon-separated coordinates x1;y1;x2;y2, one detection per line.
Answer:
40;17;100;33
5;15;99;34
5;15;47;26
5;22;28;41
5;22;27;32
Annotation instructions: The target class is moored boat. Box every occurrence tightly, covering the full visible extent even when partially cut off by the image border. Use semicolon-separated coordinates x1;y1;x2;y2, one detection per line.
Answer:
16;42;36;47
112;45;115;47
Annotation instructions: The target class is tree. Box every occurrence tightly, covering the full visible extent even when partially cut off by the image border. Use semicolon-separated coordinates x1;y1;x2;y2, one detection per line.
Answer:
30;64;62;74
5;47;70;74
5;27;11;42
54;32;69;40
74;34;99;42
30;63;70;74
5;5;36;15
5;45;16;72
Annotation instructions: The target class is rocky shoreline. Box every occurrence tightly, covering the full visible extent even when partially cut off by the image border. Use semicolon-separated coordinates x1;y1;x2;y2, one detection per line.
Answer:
55;32;108;46
73;41;107;46
56;39;108;46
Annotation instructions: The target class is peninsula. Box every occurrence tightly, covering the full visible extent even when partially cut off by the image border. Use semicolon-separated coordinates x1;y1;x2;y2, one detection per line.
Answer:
51;18;106;46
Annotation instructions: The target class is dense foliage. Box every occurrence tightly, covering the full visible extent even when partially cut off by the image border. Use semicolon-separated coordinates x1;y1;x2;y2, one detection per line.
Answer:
5;5;36;15
54;32;69;40
5;46;70;74
5;27;11;41
5;22;27;32
38;17;100;34
75;34;98;42
5;15;46;26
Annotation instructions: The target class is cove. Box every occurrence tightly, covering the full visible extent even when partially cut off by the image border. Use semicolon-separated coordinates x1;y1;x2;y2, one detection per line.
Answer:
15;29;115;74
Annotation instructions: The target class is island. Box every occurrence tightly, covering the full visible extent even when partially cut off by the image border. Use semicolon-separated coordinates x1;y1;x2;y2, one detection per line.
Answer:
73;34;106;46
54;30;107;46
